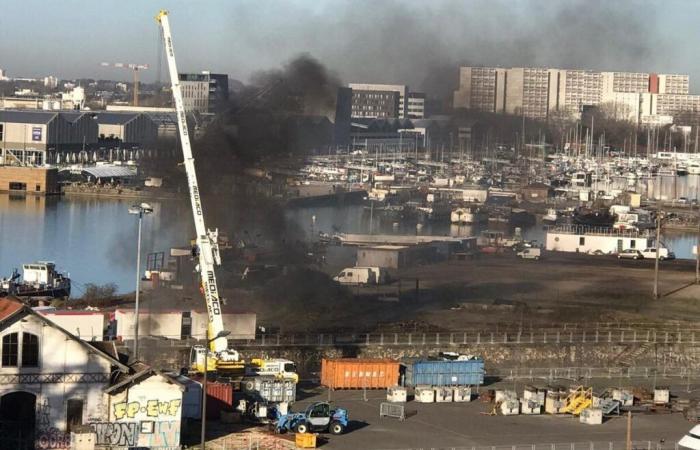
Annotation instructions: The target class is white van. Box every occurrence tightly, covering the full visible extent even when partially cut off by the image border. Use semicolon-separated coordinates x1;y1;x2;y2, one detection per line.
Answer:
333;266;388;285
641;247;675;260
517;248;541;260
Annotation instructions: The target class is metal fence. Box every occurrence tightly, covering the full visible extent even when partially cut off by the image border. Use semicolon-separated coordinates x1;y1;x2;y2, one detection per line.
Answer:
385;441;682;450
488;366;699;381
133;327;700;349
380;402;406;420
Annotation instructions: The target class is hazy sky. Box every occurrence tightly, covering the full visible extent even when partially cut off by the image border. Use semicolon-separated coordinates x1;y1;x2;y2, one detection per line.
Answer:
2;0;700;95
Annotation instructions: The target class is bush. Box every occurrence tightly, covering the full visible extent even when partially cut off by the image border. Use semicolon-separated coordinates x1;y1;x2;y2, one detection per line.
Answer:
81;283;118;301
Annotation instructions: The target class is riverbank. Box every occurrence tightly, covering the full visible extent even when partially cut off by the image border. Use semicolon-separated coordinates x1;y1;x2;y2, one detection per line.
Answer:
62;183;183;200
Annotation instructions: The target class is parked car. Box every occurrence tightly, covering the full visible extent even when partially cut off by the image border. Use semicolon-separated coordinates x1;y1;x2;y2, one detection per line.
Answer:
618;249;643;260
641;248;675;260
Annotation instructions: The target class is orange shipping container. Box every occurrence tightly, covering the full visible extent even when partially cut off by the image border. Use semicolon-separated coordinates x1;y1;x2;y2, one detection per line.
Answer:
321;358;399;389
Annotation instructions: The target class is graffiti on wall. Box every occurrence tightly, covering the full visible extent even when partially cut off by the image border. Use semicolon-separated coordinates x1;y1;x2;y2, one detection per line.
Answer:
35;398;71;450
112;399;181;420
138;421;180;448
35;428;72;450
91;422;138;447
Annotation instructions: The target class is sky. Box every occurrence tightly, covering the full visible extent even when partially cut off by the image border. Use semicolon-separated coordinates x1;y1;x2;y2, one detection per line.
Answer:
2;0;700;96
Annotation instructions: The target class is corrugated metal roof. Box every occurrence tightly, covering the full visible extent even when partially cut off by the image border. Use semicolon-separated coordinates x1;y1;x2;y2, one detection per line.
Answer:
0;109;58;124
59;165;137;179
82;165;137;178
62;112;97;123
96;112;139;125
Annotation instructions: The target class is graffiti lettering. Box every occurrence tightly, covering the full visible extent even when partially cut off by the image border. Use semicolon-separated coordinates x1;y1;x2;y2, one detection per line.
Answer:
35;427;71;450
138;420;181;448
91;422;138;447
113;399;182;419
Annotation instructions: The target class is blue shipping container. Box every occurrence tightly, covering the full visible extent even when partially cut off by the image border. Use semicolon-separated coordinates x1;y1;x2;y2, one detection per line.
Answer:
409;359;484;386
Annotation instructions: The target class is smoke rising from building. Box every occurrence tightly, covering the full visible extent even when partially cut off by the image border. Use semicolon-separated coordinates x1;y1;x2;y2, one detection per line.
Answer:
228;0;666;100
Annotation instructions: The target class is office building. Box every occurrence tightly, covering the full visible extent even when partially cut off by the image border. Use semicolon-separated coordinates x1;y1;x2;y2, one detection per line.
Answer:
178;71;229;113
350;89;400;119
349;83;409;118
407;92;426;119
453;65;693;123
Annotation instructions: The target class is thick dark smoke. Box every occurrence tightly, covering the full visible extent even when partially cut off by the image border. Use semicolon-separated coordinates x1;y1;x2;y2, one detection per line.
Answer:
250;54;340;118
185;54;340;265
228;0;668;100
194;54;338;171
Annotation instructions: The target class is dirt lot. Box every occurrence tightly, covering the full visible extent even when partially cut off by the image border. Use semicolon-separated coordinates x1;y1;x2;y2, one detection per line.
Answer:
149;250;700;333
393;251;700;330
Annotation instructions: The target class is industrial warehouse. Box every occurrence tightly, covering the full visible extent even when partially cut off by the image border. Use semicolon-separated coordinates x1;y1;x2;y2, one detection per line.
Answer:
2;2;700;450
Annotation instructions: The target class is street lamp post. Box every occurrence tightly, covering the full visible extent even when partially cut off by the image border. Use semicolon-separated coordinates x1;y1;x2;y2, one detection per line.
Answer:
128;202;153;360
201;330;231;450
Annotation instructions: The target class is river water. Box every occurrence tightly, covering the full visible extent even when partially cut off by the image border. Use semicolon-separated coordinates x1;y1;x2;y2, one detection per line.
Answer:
0;194;193;296
0;184;697;296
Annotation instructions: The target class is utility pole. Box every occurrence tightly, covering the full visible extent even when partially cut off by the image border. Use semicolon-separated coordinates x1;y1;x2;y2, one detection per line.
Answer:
696;208;699;284
653;208;662;299
625;411;632;450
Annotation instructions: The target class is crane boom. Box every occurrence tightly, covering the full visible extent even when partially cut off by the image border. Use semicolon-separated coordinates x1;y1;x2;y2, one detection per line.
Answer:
156;10;236;359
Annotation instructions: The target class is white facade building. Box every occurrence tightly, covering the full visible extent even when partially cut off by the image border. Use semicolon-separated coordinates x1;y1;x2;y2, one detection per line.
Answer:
545;227;651;255
100;368;193;448
0;298;129;448
38;310;105;341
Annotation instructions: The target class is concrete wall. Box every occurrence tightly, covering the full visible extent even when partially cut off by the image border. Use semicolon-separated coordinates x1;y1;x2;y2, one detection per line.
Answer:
39;311;105;341
104;375;182;448
545;232;650;254
114;309;256;340
356;247;404;269
0;166;59;194
0;314;112;434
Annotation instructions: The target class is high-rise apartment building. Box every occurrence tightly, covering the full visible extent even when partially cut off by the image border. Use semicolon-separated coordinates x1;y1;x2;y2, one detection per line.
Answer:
453;65;692;123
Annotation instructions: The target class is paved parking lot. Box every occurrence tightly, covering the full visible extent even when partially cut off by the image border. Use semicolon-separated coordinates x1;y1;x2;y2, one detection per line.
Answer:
290;386;695;450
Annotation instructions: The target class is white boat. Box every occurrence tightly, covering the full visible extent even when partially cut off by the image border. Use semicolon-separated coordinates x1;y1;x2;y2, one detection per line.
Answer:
688;161;700;175
0;262;71;299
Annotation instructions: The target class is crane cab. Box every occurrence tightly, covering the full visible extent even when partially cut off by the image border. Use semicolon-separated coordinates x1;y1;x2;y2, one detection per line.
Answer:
190;345;245;374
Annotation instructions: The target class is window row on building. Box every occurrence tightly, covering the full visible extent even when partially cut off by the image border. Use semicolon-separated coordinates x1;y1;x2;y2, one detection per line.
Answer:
453;65;692;123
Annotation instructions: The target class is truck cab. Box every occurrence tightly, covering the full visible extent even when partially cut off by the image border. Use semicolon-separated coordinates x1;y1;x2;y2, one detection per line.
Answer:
248;358;299;382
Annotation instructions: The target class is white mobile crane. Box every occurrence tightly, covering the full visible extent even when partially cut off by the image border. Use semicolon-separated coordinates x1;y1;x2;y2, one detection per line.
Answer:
155;11;298;383
156;10;240;373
